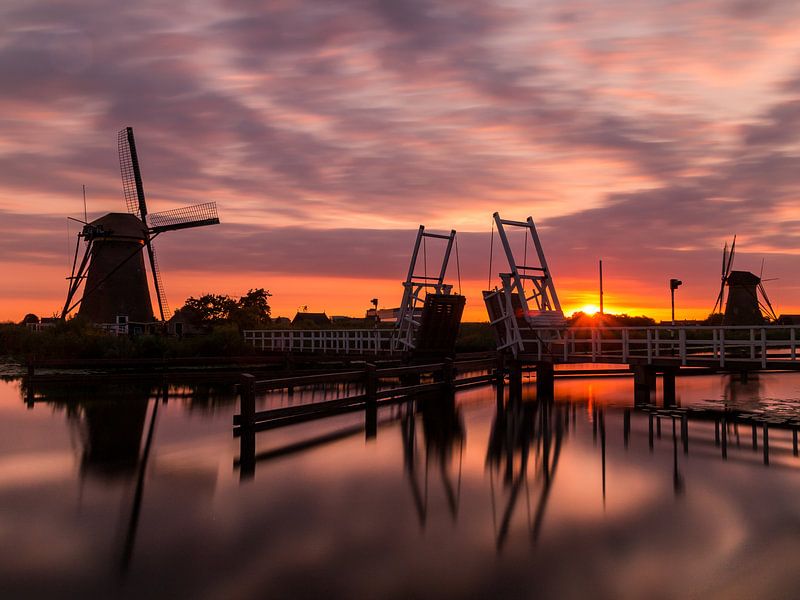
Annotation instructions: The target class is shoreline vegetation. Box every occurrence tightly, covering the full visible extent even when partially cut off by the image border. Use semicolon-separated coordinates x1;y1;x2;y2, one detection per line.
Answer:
0;311;660;363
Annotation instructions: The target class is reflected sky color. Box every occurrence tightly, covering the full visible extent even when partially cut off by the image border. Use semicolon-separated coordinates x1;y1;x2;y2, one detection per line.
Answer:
3;373;800;597
3;1;800;320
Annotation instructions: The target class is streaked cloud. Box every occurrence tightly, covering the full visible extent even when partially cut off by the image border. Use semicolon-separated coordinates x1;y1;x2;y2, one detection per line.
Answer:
2;0;800;320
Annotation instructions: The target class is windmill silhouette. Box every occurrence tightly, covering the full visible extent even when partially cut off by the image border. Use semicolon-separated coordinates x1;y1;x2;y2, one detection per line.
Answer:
711;236;777;324
62;127;220;324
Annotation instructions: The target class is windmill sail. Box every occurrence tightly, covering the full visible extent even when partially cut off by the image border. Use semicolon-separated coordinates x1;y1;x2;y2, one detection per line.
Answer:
118;127;148;220
145;241;169;321
147;202;219;234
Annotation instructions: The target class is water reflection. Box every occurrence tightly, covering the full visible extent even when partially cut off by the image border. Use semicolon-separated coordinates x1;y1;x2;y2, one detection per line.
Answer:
7;373;800;597
401;391;465;526
487;391;564;551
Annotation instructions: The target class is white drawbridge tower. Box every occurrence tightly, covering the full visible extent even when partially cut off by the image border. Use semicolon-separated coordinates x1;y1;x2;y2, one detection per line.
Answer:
483;212;565;357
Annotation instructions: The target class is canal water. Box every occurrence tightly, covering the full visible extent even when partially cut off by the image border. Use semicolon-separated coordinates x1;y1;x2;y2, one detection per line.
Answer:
3;372;800;599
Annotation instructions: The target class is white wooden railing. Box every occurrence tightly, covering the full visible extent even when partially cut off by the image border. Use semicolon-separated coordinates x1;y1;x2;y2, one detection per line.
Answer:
243;329;396;354
531;325;800;368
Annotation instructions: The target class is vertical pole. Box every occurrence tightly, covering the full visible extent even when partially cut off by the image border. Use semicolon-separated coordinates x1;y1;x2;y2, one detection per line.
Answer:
599;259;604;315
763;423;769;465
671;287;675;326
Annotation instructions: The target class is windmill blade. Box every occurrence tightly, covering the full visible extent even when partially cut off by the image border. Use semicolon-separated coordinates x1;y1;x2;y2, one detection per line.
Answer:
712;283;725;315
147;202;220;234
758;282;778;321
721;241;728;279
725;235;736;278
118;127;148;221
145;240;169;321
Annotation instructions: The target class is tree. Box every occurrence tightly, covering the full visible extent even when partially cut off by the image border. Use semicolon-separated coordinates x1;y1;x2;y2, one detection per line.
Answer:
183;294;238;324
231;288;272;329
178;289;272;330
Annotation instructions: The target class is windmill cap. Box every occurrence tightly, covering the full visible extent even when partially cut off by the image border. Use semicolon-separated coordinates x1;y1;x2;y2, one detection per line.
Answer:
86;213;148;241
727;270;761;285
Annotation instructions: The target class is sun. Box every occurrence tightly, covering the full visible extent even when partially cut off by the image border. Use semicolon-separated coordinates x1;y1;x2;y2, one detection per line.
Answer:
576;304;600;316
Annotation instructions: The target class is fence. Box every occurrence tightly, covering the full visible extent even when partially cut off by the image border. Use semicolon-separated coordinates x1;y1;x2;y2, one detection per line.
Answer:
243;329;396;354
534;325;800;368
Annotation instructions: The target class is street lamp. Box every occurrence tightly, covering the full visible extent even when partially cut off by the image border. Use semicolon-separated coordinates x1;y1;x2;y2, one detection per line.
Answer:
670;278;683;326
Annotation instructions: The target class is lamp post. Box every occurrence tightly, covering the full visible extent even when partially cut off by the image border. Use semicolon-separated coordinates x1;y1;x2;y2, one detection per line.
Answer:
670;278;683;326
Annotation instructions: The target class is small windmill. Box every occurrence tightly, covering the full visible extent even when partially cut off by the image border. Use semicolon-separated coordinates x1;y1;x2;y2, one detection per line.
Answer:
710;236;777;325
62;127;220;324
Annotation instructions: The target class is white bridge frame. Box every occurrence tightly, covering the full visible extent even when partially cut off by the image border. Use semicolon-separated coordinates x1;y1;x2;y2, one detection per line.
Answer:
394;225;456;353
484;212;566;356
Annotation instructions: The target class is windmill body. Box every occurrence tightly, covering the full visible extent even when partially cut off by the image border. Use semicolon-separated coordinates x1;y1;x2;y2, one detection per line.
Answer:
62;127;220;325
78;213;155;323
723;270;764;325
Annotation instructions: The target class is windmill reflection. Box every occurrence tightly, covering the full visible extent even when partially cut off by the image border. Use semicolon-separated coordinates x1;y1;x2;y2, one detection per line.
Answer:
400;389;465;527
487;388;564;552
23;381;163;576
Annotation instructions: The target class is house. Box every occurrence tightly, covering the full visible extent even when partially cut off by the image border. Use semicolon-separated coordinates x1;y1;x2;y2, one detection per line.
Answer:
291;312;330;327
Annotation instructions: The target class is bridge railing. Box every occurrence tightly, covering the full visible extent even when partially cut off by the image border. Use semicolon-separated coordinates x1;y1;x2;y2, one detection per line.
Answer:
532;325;800;368
243;329;396;354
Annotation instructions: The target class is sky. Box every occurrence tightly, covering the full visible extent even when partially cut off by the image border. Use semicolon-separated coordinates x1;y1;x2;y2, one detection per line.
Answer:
3;0;800;322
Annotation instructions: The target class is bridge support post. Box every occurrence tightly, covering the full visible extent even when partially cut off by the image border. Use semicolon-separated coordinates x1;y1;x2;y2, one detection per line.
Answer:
662;368;677;407
632;366;656;405
536;362;555;401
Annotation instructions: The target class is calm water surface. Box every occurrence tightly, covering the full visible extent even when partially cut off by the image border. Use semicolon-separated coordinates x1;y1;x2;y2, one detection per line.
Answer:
3;371;800;599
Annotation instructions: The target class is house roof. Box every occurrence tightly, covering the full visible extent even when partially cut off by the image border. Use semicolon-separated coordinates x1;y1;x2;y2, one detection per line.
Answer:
292;312;330;326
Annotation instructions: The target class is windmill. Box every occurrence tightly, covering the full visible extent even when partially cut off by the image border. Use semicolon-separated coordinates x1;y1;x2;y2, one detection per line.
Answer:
62;127;220;324
710;236;777;325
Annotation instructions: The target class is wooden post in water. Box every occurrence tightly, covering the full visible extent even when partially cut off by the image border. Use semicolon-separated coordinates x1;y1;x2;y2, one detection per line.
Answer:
623;409;630;448
240;374;256;428
509;360;523;401
662;368;677;407
364;363;378;440
239;373;256;481
632;366;656;405
536;362;555;401
442;357;455;388
365;363;378;401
